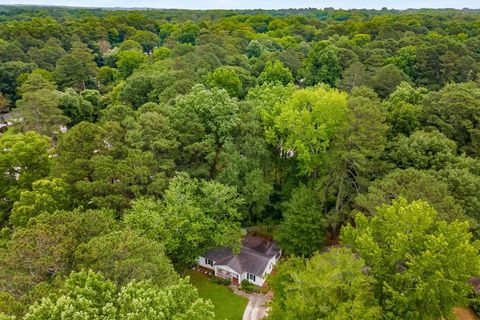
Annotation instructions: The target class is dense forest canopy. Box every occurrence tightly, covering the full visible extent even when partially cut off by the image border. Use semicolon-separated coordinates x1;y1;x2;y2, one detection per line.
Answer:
0;5;480;320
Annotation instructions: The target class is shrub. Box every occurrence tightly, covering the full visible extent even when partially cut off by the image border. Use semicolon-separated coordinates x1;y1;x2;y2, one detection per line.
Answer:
214;277;231;286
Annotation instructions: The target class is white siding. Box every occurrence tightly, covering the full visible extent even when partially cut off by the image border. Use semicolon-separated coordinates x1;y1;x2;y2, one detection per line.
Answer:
197;256;215;270
240;272;265;286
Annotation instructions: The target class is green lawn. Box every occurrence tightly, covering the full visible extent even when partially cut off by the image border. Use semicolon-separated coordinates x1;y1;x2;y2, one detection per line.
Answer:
184;269;248;320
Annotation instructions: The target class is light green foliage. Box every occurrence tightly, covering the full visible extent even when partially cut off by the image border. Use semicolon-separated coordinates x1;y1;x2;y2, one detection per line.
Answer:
387;46;418;79
116;50;146;78
302;41;342;86
275;184;326;257
125;175;244;264
258;60;293;85
266;86;348;176
341;198;480;320
162;174;244;262
206;67;243;97
0;132;51;224
10;178;70;228
74;230;178;286
25;271;214;320
152;46;171;61
117;278;214;320
17;72;56;96
387;130;457;170
24;270;117;320
269;248;381;320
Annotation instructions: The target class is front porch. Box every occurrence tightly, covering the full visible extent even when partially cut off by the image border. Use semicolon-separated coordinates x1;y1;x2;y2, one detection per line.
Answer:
215;266;240;286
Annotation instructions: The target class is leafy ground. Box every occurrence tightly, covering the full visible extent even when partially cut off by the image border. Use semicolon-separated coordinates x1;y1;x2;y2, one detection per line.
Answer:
184;269;248;320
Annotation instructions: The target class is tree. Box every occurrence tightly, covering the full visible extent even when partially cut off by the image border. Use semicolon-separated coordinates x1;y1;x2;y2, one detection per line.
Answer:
10;178;70;228
0;61;37;102
124;175;244;264
129;30;160;52
341;198;480;320
275;184;327;257
172;85;239;178
17;72;56;96
176;21;200;45
55;41;97;90
386;130;457;170
337;62;368;92
422;82;480;156
116;50;146;78
58;88;95;126
386;45;418;80
0;93;10;113
355;168;466;223
302;41;342;86
25;271;214;320
269;248;381;320
258;60;294;86
323;87;389;234
246;40;264;58
152;46;171;61
370;64;410;98
206;67;243;97
24;270;117;320
0;209;116;295
15;89;69;136
0;132;51;224
74;230;178;286
266;86;348;177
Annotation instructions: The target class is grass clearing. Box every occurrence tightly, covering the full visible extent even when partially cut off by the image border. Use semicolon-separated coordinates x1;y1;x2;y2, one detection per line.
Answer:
184;269;248;320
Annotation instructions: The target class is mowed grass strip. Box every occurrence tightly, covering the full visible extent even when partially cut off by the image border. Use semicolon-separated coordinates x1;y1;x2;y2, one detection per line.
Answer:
185;269;248;320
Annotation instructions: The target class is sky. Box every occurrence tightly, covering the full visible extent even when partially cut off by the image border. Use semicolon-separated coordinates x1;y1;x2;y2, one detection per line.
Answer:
0;0;478;10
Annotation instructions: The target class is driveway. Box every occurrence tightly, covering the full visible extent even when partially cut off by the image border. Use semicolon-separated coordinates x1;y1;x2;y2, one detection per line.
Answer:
230;285;271;320
242;293;269;320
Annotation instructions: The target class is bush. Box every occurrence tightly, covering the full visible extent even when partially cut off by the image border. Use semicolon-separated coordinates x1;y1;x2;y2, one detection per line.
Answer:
241;279;258;293
214;277;231;286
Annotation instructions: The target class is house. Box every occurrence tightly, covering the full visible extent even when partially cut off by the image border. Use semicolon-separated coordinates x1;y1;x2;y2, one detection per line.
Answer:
198;236;281;287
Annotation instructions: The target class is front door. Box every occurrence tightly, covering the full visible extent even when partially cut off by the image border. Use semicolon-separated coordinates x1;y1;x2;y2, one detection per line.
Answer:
232;276;239;286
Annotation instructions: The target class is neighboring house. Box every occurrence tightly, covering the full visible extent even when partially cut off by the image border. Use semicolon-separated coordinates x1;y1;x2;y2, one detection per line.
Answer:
0;112;22;133
198;236;281;287
0;114;12;132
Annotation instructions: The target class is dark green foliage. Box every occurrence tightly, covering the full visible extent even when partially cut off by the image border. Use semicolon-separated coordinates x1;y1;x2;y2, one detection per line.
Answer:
0;7;479;319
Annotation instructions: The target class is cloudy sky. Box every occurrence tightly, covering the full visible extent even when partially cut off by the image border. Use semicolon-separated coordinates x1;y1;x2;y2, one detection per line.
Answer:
0;0;478;9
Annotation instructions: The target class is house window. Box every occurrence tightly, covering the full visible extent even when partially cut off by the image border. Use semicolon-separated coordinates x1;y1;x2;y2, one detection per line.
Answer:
205;258;214;266
247;273;256;282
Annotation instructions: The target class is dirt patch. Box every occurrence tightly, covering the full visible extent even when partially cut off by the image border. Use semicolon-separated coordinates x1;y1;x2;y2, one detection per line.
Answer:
454;307;479;320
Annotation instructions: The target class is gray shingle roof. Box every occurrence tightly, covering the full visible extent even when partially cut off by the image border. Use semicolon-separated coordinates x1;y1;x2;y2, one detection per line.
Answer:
202;236;281;277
